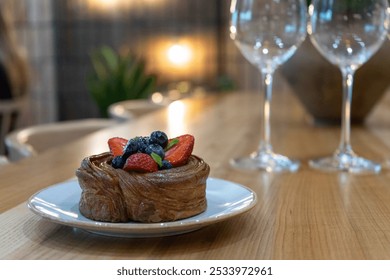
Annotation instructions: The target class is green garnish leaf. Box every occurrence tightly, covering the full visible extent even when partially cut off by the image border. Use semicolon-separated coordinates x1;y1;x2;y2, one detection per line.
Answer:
151;152;162;167
165;138;179;151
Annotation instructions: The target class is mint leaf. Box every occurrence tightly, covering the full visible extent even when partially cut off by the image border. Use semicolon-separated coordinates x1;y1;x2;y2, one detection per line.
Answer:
165;138;179;151
150;152;162;167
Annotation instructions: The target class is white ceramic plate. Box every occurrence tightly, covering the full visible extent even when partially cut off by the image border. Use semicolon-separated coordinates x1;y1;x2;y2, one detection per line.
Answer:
28;177;257;238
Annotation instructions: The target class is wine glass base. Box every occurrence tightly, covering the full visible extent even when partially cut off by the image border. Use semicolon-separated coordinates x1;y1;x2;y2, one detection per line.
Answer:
309;155;381;174
230;151;300;173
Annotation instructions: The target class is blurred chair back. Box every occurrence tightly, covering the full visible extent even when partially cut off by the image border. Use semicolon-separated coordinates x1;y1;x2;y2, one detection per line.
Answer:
5;118;117;161
0;155;9;166
0;96;26;154
108;100;165;122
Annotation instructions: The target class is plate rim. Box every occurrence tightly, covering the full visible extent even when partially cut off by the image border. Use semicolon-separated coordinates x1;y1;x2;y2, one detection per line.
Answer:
27;177;257;236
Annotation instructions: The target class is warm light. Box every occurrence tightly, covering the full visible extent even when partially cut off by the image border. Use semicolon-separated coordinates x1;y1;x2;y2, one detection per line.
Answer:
81;0;165;15
386;8;390;39
143;34;214;84
167;100;187;136
230;0;237;13
85;0;124;11
97;0;118;7
151;92;164;104
229;26;237;40
167;43;192;66
307;4;314;35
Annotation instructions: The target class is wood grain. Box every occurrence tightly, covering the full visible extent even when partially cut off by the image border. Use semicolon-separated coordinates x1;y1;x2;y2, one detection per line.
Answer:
1;88;390;260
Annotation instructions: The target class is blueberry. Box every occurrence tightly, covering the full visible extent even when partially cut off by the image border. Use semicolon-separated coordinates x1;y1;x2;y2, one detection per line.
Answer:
123;138;138;158
145;143;165;159
135;136;150;153
150;131;168;148
161;160;172;170
111;155;126;169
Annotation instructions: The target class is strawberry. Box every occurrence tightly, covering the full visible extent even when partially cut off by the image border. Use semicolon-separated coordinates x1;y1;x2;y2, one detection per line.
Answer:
123;153;158;173
165;134;194;167
108;137;128;157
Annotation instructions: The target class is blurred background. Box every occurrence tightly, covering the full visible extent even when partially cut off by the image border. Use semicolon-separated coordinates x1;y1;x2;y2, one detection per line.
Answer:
1;0;389;158
1;0;264;126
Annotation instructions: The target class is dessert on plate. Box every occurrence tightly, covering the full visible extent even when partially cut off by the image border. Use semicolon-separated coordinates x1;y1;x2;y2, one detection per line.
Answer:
76;131;210;223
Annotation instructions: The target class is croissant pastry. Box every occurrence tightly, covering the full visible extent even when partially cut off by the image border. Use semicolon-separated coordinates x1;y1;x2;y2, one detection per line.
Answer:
76;152;210;223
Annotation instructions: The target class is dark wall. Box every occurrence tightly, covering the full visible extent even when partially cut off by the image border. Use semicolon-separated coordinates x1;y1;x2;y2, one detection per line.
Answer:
52;0;222;120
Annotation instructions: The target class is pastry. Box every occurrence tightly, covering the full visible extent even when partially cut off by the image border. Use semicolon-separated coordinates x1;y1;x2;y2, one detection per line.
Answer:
76;131;210;223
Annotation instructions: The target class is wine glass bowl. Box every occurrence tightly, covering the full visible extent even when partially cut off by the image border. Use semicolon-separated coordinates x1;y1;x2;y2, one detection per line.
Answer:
229;0;307;172
308;0;389;173
387;7;390;39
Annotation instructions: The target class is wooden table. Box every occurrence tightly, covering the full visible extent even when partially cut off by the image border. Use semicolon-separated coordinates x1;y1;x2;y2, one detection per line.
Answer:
1;86;390;260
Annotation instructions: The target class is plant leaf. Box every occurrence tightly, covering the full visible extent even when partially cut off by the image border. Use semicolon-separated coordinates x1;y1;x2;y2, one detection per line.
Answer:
165;139;179;151
150;152;162;167
86;46;157;117
100;46;119;72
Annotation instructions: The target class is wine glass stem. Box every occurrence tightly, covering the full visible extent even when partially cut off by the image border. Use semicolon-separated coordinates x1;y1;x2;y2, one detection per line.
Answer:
260;70;274;153
338;67;355;155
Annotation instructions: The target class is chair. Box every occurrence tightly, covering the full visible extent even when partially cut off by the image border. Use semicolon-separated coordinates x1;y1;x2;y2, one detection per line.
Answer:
108;99;166;122
0;155;9;166
0;97;26;155
5;118;117;161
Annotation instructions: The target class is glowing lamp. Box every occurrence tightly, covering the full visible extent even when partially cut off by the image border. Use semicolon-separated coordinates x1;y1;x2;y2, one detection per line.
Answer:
167;43;192;66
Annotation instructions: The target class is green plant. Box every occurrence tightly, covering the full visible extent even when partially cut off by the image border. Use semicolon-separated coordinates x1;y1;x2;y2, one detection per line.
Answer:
87;46;156;117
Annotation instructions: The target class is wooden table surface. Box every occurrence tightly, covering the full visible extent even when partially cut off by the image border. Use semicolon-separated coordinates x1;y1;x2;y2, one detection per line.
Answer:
1;86;390;260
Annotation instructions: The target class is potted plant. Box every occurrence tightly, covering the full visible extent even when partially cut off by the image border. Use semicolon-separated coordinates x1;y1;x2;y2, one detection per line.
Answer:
87;46;157;117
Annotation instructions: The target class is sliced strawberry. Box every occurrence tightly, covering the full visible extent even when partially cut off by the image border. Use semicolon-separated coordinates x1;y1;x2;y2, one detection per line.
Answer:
123;153;158;173
108;137;128;157
165;134;194;167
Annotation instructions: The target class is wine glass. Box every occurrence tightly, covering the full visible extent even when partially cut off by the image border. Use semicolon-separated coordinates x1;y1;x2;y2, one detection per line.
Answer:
388;6;390;39
308;0;389;173
229;0;307;172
